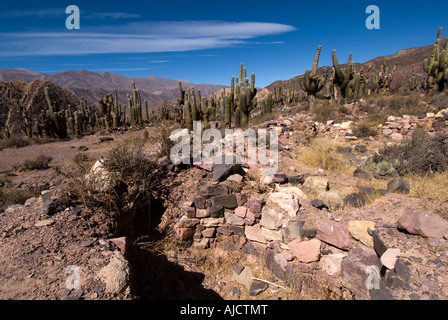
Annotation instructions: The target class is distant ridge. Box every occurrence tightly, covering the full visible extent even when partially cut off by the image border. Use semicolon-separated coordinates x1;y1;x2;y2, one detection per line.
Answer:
0;69;226;106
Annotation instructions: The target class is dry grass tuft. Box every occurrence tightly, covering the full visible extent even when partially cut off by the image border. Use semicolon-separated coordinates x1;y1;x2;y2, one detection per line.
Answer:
299;138;353;175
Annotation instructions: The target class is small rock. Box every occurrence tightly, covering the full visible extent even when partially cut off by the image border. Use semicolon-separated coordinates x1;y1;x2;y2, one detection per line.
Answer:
224;212;245;226
211;194;238;209
109;237;126;254
193;196;207;209
343;193;367;208
354;144;367;153
311;199;329;210
288;238;321;263
198;184;229;197
339;121;352;129
98;252;130;294
234;206;247;218
196;209;210;218
380;248;401;269
387;178;410;194
368;228;388;257
319;253;346;276
304;176;329;193
318;191;344;210
245;225;267;243
249;282;269;296
80;239;96;247
259;207;282;230
287;173;310;184
232;266;253;288
176;228;195;241
201;227;216;238
284;220;305;238
348;220;376;247
35;219;54;227
353;168;371;180
261;227;282;242
216;225;233;236
178;216;200;228
315;218;353;251
209;204;224;218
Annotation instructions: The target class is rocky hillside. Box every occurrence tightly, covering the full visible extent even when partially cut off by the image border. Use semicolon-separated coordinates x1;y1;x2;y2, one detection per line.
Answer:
0;80;90;138
266;37;448;93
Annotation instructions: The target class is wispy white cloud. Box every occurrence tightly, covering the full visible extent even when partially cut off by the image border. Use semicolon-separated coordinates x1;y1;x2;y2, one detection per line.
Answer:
0;8;65;18
0;9;139;19
0;20;296;56
148;60;170;63
84;12;140;19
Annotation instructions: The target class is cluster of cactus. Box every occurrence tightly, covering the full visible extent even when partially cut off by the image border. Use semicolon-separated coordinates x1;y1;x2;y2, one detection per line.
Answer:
300;46;328;100
231;63;257;128
272;81;300;105
66;98;96;136
331;49;356;100
98;89;127;131
330;49;399;100
128;82;144;127
182;84;214;131
423;27;448;92
21;86;95;139
178;63;256;131
371;59;398;94
43;86;68;139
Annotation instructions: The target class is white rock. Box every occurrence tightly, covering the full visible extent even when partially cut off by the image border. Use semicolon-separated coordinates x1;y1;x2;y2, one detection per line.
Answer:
98;252;130;294
380;248;401;269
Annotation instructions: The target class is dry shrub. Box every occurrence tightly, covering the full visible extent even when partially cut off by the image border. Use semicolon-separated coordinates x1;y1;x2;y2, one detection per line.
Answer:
379;130;448;175
299;138;352;174
14;155;52;171
67;139;167;236
0;135;31;151
353;121;378;138
0;187;34;209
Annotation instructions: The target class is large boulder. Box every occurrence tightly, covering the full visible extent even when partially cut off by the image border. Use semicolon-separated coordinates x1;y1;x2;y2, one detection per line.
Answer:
397;210;448;238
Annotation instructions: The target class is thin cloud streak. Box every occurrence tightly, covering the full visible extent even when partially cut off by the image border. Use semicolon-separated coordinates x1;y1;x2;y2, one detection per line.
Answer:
0;21;296;56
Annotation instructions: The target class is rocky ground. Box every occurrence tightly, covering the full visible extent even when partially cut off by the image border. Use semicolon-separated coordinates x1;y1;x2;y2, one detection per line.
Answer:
1;104;448;300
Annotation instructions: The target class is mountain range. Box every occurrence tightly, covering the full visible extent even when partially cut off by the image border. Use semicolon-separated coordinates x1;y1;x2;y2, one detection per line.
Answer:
0;69;226;107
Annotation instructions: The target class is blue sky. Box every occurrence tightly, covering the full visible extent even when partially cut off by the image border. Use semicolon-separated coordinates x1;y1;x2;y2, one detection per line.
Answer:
1;0;448;87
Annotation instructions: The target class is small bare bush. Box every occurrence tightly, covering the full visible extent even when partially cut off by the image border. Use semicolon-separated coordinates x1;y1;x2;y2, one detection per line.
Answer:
14;155;52;171
372;130;448;176
0;136;31;151
353;121;378;138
